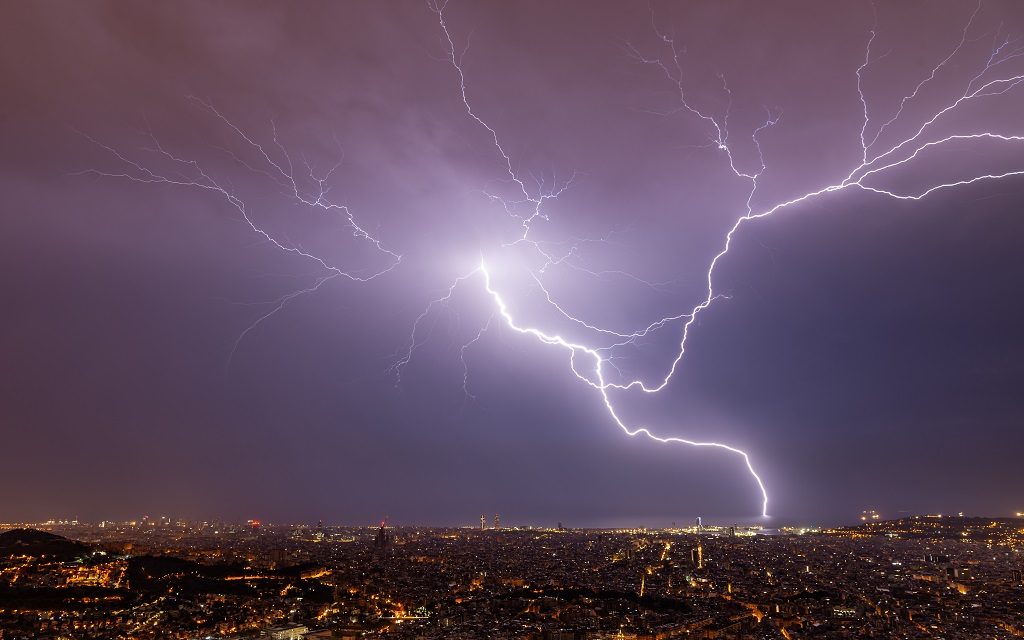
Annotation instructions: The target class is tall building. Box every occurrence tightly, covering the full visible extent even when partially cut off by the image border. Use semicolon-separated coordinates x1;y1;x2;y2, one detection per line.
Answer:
268;549;291;569
374;521;390;551
494;513;500;530
693;516;704;569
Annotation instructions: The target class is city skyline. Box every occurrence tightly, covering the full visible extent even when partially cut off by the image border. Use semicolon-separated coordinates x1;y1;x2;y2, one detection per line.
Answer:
4;515;1023;638
2;1;1023;528
5;511;1019;532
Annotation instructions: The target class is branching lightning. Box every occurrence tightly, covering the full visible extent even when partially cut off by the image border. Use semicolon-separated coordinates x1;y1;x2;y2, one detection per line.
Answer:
407;0;1024;518
81;2;1024;519
76;96;402;360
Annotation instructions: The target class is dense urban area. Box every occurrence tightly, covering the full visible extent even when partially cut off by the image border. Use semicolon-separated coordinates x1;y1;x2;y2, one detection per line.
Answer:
1;515;1023;639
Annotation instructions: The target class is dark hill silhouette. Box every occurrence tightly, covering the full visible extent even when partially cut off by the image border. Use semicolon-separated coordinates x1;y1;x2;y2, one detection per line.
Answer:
0;528;92;560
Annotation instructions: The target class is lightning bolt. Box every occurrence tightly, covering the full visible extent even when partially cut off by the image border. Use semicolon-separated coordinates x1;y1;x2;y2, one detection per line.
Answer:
75;96;402;361
415;0;773;516
80;2;1024;519
403;0;1024;518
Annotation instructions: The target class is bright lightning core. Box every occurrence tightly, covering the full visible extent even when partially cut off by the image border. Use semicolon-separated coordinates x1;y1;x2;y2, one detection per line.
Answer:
83;2;1024;520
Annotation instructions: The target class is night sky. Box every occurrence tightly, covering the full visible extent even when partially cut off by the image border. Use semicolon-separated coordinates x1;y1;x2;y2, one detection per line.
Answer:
2;1;1023;529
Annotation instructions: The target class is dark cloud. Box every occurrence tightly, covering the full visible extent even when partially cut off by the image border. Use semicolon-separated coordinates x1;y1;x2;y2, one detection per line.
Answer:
2;1;1023;527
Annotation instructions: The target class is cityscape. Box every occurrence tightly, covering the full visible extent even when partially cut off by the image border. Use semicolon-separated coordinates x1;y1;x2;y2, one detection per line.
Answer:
3;1;1024;639
2;514;1024;639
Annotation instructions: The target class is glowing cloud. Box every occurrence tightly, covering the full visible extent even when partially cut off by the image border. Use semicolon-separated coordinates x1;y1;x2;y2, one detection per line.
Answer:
82;2;1024;518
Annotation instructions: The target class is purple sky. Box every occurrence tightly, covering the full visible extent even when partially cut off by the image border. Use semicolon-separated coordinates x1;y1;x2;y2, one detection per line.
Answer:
2;1;1023;528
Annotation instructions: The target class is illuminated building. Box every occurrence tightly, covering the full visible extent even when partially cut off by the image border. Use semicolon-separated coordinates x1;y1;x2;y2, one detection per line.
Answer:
264;623;308;639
